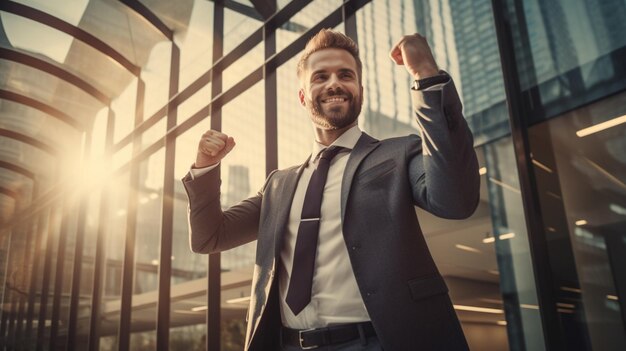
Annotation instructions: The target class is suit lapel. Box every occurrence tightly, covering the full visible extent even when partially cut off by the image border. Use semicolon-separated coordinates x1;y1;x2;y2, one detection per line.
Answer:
341;133;380;222
272;157;309;259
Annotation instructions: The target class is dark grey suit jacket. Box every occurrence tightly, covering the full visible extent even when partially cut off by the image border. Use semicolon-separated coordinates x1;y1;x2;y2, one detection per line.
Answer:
183;78;479;350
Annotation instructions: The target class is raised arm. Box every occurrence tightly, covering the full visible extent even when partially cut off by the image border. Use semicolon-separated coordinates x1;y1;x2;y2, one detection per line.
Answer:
390;34;479;219
182;130;263;253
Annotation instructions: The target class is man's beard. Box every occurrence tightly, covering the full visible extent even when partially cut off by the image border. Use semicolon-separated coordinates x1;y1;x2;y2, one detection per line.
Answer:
307;88;362;130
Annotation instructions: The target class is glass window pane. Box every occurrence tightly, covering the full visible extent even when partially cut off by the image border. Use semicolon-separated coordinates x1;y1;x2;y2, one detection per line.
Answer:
177;82;211;126
73;190;101;349
2;221;30;345
0;60;105;123
169;324;205;351
277;55;310;169
171;119;211;348
177;0;213;91
100;171;131;344
0;139;55;189
112;143;132;171
1;13;135;97
276;1;343;53
46;200;81;349
0;110;80;155
134;149;165;295
219;80;265;350
528;90;626;350
0;168;33;208
39;203;63;347
142;42;172;119
222;42;262;93
505;0;626;121
223;6;263;55
77;0;167;68
173;120;210;284
127;149;166;336
11;0;88;25
111;79;138;144
140;117;167;151
483;137;545;351
137;0;196;36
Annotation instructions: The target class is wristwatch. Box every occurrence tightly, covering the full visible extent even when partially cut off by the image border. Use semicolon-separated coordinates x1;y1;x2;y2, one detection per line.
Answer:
411;71;450;90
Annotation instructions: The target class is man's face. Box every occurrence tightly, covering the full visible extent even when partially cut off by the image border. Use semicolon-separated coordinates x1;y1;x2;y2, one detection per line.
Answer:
299;48;363;130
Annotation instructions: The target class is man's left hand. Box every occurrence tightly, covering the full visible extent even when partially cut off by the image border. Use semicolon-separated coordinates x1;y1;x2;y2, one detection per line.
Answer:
389;33;439;80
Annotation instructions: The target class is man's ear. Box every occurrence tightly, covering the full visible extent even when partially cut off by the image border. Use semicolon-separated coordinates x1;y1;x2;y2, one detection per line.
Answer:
298;89;306;107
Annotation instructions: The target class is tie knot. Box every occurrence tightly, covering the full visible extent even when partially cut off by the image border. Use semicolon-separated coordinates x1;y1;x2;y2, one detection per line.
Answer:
319;146;344;161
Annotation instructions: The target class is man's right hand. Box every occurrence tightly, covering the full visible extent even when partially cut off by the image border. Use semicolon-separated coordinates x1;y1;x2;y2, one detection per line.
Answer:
195;130;236;168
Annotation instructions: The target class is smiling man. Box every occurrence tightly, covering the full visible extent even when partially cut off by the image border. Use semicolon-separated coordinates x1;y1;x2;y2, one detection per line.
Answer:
298;46;363;137
183;29;479;350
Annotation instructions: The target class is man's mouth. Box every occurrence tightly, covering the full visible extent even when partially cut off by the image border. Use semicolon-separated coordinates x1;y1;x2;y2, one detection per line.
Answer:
321;96;348;104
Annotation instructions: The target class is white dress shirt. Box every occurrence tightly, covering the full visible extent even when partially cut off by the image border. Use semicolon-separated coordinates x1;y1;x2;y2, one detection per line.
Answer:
278;125;369;329
190;125;370;329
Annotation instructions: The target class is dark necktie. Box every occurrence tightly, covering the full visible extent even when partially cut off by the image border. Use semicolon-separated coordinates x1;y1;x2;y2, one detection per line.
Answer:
286;146;344;315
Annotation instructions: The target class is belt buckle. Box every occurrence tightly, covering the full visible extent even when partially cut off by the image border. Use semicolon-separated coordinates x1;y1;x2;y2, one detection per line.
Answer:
299;328;319;349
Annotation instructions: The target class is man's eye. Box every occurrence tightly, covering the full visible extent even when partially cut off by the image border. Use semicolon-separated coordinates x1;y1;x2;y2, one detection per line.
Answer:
313;75;326;81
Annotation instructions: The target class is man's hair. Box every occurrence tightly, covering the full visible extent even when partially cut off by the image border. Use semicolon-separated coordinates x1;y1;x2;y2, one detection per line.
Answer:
297;29;362;83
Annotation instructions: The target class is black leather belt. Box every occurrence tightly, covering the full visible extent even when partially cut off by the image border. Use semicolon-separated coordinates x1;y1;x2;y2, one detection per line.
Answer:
281;322;376;349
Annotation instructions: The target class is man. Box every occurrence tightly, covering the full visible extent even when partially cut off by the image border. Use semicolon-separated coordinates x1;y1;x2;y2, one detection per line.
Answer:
183;29;479;350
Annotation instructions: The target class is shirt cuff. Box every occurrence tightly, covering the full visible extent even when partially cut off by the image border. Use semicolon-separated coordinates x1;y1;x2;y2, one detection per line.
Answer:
422;83;446;91
189;163;219;179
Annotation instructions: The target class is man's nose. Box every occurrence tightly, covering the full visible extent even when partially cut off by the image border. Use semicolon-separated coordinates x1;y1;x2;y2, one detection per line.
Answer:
326;74;341;90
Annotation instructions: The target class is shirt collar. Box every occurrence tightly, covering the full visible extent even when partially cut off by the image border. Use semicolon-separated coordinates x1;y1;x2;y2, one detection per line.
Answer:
311;125;362;162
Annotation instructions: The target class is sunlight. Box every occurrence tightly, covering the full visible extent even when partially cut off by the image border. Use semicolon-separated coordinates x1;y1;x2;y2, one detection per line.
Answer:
60;132;112;197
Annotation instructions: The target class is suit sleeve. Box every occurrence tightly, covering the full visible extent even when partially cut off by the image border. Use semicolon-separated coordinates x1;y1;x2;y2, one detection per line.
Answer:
408;77;480;219
182;167;276;254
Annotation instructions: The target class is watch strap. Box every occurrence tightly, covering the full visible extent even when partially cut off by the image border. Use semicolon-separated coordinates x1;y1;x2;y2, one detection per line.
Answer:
412;71;451;90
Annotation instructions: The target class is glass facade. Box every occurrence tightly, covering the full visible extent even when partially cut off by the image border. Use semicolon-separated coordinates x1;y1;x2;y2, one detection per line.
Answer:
0;1;624;350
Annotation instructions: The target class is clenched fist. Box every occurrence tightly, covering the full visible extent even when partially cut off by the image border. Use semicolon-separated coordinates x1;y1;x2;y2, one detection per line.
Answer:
195;130;235;168
389;33;439;80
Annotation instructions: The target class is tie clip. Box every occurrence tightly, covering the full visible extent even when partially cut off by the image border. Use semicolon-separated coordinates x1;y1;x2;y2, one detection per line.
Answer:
300;218;320;222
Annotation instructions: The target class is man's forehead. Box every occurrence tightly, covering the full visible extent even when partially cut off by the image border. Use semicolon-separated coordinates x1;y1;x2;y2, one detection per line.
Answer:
305;48;357;72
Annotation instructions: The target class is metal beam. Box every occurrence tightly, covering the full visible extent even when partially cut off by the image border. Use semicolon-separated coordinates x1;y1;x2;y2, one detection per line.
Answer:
264;25;277;175
249;0;276;19
490;0;563;349
155;43;180;351
207;1;224;349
